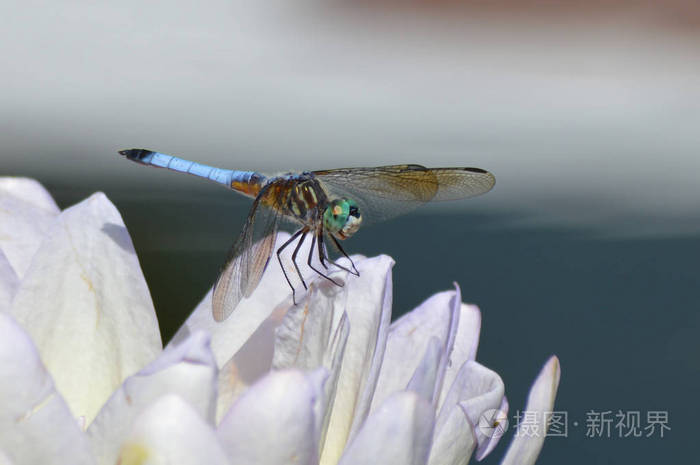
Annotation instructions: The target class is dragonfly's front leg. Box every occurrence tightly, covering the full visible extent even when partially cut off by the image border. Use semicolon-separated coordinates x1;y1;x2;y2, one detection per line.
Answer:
277;228;306;305
307;232;342;287
325;235;360;277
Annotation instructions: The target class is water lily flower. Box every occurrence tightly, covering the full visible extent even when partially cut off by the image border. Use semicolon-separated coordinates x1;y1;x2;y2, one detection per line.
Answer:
0;178;561;465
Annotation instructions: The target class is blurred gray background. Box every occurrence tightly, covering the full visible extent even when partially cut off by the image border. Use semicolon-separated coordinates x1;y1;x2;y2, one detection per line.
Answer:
2;0;699;462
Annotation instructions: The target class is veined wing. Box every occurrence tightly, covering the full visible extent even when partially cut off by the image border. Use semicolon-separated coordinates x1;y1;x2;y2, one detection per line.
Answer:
212;184;281;321
313;165;495;224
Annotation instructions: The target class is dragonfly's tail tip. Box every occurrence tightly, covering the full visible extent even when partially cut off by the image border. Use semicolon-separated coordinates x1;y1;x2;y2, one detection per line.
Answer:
118;148;154;162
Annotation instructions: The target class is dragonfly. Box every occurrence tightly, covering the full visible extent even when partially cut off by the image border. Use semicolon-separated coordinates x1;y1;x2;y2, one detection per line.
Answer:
119;148;495;322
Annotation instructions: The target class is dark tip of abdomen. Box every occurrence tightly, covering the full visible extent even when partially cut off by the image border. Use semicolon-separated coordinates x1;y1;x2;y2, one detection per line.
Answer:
118;148;154;162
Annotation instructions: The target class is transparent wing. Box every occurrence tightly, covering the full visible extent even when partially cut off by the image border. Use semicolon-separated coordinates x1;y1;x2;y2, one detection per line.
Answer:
313;165;495;225
212;184;281;321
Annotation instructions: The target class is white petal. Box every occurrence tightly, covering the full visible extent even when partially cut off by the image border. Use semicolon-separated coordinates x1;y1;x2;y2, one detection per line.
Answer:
217;369;325;465
0;178;59;278
171;231;354;367
320;255;394;465
9;193;161;422
372;288;461;413
117;395;230;465
438;303;481;409
500;356;561;465
88;331;218;465
175;234;352;423
273;281;351;448
0;249;18;311
0;448;16;465
438;361;506;461
214;301;288;422
168;232;300;366
317;312;350;450
0;313;95;465
213;270;341;421
338;391;434;465
0;178;59;212
273;279;347;371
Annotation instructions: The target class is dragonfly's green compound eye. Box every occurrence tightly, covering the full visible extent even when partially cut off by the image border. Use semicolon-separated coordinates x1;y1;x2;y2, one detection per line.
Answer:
323;198;362;239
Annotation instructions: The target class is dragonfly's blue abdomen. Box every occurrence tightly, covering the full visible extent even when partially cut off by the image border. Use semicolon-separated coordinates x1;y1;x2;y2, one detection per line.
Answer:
119;149;265;198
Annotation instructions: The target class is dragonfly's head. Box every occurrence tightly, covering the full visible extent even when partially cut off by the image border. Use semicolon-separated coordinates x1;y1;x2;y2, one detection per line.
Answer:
323;198;362;240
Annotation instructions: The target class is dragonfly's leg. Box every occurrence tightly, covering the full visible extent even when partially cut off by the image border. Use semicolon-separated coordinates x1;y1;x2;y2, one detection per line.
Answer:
307;232;342;287
277;228;305;305
291;231;309;291
329;235;360;276
323;254;356;276
318;233;355;274
317;233;329;270
309;233;317;265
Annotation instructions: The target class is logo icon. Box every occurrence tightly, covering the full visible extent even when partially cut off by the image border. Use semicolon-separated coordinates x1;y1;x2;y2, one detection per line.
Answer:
477;408;509;438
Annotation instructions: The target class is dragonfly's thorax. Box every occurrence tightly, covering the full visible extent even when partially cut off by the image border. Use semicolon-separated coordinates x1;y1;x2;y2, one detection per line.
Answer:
263;175;329;226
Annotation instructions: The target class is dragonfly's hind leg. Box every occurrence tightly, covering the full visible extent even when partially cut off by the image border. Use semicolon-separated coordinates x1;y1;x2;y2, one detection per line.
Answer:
307;233;343;287
277;228;306;304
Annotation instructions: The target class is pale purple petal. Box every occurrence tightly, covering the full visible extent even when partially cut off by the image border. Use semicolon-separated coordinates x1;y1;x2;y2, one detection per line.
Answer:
372;288;461;413
0;313;95;465
406;336;443;403
0;178;59;278
438;361;506;461
500;356;561;465
479;396;510;459
320;255;394;465
338;391;434;465
438;303;481;409
217;369;325;465
427;406;476;465
9;193;161;422
117;395;230;465
87;331;218;464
